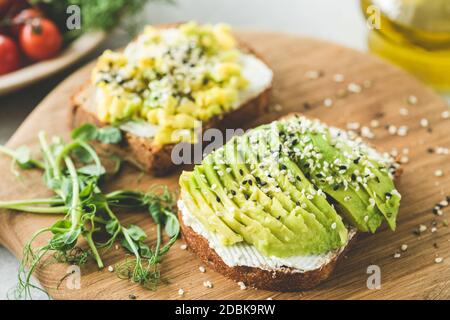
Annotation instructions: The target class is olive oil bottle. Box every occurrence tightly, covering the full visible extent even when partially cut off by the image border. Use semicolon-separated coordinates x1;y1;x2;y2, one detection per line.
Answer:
361;0;450;92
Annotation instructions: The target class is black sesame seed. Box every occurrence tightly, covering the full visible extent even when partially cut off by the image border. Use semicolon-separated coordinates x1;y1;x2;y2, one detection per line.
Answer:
333;184;340;191
351;174;356;181
296;176;302;181
244;194;250;200
231;190;237;196
255;177;262;184
353;157;361;164
239;169;244;175
316;173;323;178
248;180;253;186
281;165;287;170
216;196;221;203
385;192;392;199
242;180;247;185
339;165;347;170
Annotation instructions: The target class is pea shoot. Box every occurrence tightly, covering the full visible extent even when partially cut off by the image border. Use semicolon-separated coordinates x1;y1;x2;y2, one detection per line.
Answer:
0;125;180;299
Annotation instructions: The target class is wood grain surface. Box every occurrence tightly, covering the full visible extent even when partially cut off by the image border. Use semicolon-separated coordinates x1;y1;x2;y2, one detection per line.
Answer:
0;31;449;300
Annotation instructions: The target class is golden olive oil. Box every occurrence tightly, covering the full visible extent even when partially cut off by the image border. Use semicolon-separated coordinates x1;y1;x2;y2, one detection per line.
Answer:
361;0;450;92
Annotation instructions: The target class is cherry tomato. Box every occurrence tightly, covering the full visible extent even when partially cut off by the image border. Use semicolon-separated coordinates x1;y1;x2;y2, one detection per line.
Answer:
0;35;20;75
19;18;62;61
11;8;44;37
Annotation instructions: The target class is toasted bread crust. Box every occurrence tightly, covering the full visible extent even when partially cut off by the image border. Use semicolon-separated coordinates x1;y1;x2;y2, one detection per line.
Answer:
70;85;271;175
178;209;357;292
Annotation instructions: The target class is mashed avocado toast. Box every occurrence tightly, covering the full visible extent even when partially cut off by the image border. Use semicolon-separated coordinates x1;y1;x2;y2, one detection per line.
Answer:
178;113;402;291
71;22;272;175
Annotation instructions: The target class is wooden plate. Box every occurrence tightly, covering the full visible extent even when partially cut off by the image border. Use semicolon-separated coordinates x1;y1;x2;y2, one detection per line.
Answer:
0;31;449;300
0;31;105;96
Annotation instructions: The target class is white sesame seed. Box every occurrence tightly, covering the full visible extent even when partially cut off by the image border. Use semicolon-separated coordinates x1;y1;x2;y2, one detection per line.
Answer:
407;95;418;105
331;222;337;230
419;224;427;233
324;98;333;108
237;281;247;290
180;244;188;250
347;122;360;130
273;104;283;112
348;83;362;93
420;118;429;128
333;74;344;82
178;288;185;296
388;125;397;135
431;227;437;233
203;281;213;288
442;111;450;119
435;257;444;264
440;200;449;207
108;266;114;272
401;244;408;252
199;266;206;273
399;108;409;116
435;170;444;177
397;126;408;136
305;70;322;79
400;155;409;164
394;253;401;259
370;119;380;128
344;196;351;202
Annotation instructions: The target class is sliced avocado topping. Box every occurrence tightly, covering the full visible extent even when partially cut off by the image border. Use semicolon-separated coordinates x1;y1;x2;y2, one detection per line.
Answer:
179;115;401;258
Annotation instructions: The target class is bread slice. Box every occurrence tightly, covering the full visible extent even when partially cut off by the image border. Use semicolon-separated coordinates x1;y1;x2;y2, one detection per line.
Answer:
177;113;402;292
70;26;273;176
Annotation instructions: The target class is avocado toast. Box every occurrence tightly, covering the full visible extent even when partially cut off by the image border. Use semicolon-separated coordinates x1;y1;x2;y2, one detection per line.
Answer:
71;22;273;175
178;113;402;291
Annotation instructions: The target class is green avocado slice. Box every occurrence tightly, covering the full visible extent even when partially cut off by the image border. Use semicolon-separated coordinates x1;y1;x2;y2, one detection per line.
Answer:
211;146;334;255
239;134;347;250
179;173;243;245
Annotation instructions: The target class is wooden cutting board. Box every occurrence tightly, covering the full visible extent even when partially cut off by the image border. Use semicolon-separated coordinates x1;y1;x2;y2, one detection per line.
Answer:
0;31;449;300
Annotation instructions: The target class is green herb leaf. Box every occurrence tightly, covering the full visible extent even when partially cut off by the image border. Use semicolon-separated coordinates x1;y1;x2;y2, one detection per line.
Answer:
71;124;98;141
127;225;147;242
97;127;122;144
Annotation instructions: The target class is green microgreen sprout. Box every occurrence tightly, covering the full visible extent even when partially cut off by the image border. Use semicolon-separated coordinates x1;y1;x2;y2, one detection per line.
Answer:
0;125;180;299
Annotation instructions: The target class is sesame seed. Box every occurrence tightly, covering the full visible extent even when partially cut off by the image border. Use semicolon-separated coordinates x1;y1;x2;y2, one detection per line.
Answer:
420;118;429;128
401;244;408;251
273;104;283;112
237;281;247;290
333;74;345;82
435;257;444;264
397;126;408;136
435;170;444;177
442;111;450;119
348;83;362;93
344;195;351;202
178;288;185;296
399;108;409;116
203;281;213;288
199;266;206;273
331;222;337;230
108;266;114;272
394;253;401;259
180;244;188;250
419;224;427;233
388;125;397;135
400;155;409;164
305;70;322;79
324;98;333;108
370;119;380;128
347;122;360;130
407;95;418;105
431;227;437;233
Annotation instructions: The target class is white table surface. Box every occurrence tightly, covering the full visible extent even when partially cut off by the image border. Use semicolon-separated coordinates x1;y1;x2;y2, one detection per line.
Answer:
0;0;397;299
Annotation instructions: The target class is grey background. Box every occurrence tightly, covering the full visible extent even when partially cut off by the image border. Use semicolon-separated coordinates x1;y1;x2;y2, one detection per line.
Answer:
0;0;444;299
